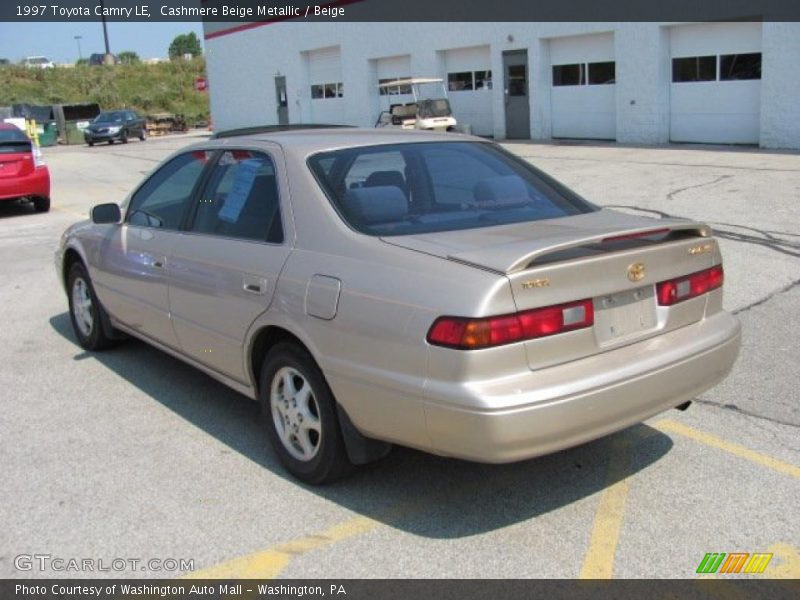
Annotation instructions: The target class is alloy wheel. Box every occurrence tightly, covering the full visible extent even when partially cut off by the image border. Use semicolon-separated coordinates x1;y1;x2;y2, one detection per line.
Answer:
270;366;322;461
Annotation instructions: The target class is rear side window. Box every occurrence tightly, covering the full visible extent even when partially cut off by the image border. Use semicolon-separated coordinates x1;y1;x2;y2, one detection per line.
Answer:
191;150;283;243
308;142;596;236
127;151;209;229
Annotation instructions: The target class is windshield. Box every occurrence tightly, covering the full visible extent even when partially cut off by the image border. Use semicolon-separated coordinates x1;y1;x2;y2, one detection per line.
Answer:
94;112;126;124
308;142;596;237
418;99;451;118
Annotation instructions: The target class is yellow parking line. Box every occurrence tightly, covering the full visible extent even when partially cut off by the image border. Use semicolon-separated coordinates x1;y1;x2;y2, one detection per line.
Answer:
579;437;633;579
182;495;430;580
183;515;380;579
653;420;800;479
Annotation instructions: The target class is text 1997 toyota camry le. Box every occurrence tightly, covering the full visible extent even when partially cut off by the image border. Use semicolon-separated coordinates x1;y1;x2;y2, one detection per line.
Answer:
56;129;741;483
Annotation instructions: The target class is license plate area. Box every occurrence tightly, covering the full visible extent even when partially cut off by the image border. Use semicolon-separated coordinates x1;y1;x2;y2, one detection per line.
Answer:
594;286;657;345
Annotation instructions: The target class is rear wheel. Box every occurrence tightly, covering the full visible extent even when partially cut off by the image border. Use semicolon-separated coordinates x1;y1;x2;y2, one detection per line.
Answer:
32;196;50;213
139;128;146;141
67;262;119;351
259;343;352;484
87;141;94;147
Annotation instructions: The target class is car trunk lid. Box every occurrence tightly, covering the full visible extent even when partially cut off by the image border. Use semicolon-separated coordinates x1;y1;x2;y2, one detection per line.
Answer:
384;209;721;369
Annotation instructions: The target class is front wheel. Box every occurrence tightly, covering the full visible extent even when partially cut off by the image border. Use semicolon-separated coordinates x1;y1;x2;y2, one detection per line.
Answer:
67;263;119;351
120;130;128;144
139;128;146;141
259;343;352;484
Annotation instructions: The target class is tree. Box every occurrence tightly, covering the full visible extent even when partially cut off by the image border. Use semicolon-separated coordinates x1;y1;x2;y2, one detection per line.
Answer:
168;32;202;59
118;51;140;65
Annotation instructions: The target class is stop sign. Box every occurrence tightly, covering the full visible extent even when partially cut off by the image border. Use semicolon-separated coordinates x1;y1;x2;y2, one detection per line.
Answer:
195;77;208;92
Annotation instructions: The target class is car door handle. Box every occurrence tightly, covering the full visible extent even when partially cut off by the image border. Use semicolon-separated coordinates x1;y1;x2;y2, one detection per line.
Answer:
243;276;268;295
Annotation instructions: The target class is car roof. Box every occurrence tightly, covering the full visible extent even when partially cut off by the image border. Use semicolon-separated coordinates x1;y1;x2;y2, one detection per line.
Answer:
214;127;481;155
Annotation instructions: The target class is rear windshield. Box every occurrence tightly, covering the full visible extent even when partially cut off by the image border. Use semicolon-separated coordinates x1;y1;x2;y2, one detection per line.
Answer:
0;128;31;153
308;141;596;236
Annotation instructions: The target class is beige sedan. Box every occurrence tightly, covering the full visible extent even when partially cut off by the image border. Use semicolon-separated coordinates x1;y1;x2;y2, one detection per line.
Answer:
56;128;741;483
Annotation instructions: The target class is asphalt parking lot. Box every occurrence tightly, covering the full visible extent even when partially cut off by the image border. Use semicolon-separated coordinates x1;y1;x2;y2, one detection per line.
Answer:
1;132;798;580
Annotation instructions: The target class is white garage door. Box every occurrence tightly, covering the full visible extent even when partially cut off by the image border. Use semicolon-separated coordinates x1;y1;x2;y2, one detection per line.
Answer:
375;54;414;108
308;46;343;124
670;22;762;144
443;45;493;136
550;33;616;140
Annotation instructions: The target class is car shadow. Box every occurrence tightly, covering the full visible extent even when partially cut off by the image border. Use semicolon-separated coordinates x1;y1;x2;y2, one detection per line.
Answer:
0;199;38;219
49;311;674;539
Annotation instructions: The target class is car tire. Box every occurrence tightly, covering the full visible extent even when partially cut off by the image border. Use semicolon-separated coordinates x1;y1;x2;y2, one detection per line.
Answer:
139;128;146;141
87;141;94;147
259;343;353;484
120;130;128;144
66;262;119;351
108;139;114;145
32;196;50;213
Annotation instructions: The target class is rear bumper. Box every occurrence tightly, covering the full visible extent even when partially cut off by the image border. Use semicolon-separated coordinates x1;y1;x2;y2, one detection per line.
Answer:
423;311;741;463
0;167;50;200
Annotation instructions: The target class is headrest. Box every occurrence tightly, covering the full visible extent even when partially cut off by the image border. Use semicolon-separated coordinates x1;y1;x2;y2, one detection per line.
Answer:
342;186;408;225
473;175;529;204
366;170;406;190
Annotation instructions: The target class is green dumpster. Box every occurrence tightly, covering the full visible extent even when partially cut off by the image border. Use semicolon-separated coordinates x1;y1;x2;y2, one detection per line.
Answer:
64;120;90;145
37;121;58;147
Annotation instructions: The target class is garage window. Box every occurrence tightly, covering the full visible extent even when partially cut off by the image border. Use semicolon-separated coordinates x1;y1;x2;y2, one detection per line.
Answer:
311;82;343;99
672;56;716;82
588;61;615;85
448;70;493;92
552;64;585;86
448;71;473;91
720;53;761;80
474;70;492;90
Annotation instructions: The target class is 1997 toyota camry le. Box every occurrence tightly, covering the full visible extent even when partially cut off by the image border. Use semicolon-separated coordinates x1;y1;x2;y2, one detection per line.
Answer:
56;128;741;483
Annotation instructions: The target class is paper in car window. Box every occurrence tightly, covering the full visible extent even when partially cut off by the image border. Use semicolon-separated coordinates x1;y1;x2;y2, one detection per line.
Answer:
218;159;261;224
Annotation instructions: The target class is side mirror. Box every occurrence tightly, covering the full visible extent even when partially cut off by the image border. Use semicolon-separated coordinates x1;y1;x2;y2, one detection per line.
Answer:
91;203;122;224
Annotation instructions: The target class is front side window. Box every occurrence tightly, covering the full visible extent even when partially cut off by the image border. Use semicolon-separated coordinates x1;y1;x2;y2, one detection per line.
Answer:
309;142;595;237
127;151;209;229
191;150;283;243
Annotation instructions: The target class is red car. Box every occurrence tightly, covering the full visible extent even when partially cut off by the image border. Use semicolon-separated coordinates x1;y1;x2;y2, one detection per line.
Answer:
0;123;50;212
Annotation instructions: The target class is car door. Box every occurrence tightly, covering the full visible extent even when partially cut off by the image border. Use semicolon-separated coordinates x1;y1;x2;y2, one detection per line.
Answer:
168;147;292;383
92;150;212;348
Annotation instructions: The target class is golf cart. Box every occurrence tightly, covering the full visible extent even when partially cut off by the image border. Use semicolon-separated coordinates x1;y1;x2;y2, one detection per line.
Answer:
375;78;457;132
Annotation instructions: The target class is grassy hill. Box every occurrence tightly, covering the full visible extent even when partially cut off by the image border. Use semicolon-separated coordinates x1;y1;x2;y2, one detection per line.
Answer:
0;58;209;122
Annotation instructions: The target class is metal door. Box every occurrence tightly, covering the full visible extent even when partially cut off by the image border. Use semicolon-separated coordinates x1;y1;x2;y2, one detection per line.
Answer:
503;50;530;139
275;76;288;125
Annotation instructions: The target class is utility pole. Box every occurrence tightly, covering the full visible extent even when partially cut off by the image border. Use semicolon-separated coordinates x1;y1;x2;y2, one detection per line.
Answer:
99;0;113;65
74;35;83;61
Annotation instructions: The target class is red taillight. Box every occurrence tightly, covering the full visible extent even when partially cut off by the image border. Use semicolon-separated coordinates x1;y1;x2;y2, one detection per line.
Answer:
656;265;724;306
427;299;594;350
